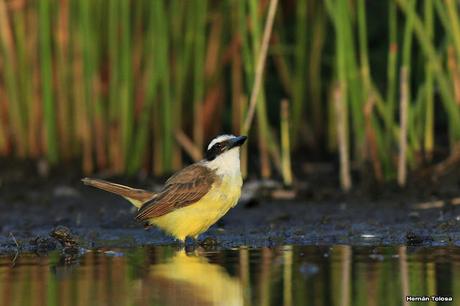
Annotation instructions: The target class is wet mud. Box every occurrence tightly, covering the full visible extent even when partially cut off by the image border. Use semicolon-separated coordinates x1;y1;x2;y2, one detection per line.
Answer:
1;160;460;255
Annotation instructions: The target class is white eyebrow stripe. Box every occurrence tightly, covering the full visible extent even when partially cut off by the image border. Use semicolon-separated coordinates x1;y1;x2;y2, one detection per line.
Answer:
207;134;235;150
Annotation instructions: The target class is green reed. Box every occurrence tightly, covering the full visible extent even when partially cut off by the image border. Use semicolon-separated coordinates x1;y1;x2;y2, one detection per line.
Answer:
424;0;434;160
39;0;58;163
1;0;460;187
291;0;308;139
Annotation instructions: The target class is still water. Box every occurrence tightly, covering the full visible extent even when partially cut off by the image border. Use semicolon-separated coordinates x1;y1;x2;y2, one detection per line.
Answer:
0;245;458;306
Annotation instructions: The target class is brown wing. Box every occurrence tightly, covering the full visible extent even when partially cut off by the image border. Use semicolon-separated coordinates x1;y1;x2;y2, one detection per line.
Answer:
136;164;217;221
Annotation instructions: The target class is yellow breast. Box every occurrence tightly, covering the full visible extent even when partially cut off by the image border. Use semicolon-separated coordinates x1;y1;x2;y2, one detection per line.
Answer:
149;174;242;241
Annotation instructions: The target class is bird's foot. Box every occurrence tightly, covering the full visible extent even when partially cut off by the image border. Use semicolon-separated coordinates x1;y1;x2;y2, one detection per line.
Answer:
200;236;219;247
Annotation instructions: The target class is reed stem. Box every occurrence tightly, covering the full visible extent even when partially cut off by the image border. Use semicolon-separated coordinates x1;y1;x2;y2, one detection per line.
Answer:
281;99;293;186
424;0;434;160
39;0;58;163
334;84;352;191
1;0;460;185
398;67;409;187
242;0;278;135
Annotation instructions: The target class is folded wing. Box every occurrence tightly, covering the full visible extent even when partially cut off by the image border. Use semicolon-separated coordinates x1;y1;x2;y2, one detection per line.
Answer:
136;164;217;221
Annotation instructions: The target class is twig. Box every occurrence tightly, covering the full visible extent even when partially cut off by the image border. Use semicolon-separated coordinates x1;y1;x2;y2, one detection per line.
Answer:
175;130;202;162
242;0;278;134
413;200;444;209
9;232;19;248
414;197;460;209
9;232;19;265
433;143;460;176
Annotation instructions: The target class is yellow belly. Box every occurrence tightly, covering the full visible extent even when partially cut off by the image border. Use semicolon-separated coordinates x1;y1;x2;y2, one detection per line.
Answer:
148;175;242;241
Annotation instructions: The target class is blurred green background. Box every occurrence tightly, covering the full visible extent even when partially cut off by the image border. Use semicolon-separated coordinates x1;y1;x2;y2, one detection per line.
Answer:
1;0;459;186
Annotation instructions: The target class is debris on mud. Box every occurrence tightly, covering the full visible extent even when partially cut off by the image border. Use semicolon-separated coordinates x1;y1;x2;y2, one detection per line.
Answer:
50;226;80;253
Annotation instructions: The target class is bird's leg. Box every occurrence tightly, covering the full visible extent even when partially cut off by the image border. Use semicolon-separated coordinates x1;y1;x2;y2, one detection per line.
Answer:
191;236;198;246
200;236;218;247
175;238;185;248
184;236;198;252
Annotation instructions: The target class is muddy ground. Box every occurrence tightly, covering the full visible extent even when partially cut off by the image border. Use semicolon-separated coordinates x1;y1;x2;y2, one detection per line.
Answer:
1;159;460;255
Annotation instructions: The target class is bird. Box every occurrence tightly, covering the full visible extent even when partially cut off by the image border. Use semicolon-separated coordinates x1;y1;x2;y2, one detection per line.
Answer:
82;134;247;242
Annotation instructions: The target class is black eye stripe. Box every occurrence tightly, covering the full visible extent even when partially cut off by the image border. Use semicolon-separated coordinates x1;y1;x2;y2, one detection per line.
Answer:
205;141;229;161
212;142;225;150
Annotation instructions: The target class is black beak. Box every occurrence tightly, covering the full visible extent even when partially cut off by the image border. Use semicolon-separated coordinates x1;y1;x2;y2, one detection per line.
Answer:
228;135;247;148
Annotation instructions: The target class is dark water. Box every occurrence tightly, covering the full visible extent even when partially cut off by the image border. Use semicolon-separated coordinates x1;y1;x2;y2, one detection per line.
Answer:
0;245;458;306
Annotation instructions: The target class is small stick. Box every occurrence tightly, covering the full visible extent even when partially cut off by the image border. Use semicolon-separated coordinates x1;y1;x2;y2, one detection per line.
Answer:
9;232;19;265
175;130;202;162
414;197;460;209
413;200;444;209
242;0;279;134
9;232;19;249
433;144;460;176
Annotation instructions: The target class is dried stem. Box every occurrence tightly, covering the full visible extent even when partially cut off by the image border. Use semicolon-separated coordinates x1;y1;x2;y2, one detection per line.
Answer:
242;0;278;135
334;85;352;191
175;130;202;162
398;67;409;187
281;99;293;186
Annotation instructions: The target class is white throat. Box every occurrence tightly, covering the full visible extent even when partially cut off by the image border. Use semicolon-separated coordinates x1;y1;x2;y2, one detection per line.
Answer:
205;148;241;177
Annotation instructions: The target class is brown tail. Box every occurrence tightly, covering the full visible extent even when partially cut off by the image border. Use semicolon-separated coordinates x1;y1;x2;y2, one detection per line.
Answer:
82;178;156;208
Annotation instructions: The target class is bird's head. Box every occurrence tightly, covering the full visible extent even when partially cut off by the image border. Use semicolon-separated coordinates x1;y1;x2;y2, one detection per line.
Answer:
205;135;247;162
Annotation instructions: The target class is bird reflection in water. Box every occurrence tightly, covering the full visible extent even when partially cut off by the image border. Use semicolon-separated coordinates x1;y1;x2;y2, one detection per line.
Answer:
148;249;244;306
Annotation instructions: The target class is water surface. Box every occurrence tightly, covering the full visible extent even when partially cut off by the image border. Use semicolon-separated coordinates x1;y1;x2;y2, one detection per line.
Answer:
0;245;458;306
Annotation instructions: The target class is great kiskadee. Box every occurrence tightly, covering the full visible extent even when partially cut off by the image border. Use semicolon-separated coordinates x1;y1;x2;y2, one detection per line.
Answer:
82;134;247;242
